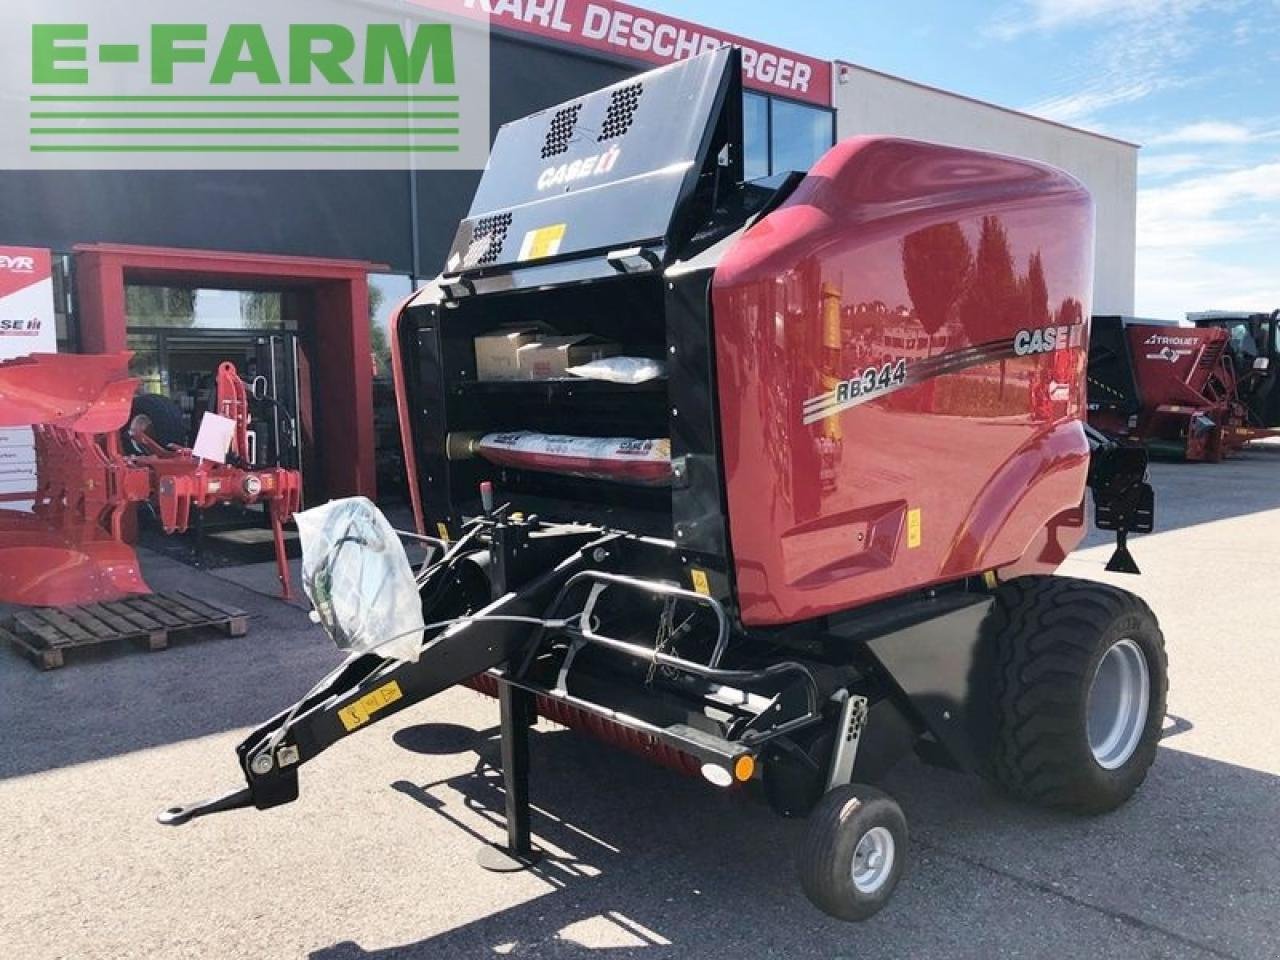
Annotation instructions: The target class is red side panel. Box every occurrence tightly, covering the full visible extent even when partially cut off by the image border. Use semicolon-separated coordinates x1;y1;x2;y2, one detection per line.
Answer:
712;137;1095;626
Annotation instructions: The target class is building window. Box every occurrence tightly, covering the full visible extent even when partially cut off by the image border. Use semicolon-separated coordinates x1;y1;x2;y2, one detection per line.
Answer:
127;333;166;395
51;254;78;353
369;274;414;382
772;98;835;175
124;285;290;331
744;93;771;181
369;273;416;503
743;93;836;180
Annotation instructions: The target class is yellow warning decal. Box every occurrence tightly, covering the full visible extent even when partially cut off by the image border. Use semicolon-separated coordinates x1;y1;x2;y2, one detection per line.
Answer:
690;569;711;596
907;508;923;549
338;681;404;733
437;522;451;543
518;223;567;262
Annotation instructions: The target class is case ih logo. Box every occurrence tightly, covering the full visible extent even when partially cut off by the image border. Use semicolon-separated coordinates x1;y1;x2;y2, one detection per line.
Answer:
536;143;622;190
0;256;36;274
0;318;43;337
1013;323;1084;357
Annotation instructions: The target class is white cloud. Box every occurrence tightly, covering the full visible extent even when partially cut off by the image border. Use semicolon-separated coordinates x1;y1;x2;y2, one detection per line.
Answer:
1138;152;1218;176
1136;160;1279;315
1148;121;1263;144
1136;249;1280;318
990;0;1204;39
1028;84;1155;124
1014;3;1209;127
1138;161;1280;250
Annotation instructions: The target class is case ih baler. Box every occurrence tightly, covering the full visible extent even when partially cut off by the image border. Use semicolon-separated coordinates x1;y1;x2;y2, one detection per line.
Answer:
1088;312;1280;460
162;50;1166;921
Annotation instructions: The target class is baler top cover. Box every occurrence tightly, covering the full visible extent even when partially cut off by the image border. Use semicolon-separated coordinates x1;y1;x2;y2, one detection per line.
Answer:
444;47;739;276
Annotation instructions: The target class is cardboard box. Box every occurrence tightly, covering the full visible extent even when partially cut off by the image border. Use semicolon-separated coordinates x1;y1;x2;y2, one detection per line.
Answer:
518;335;619;380
475;327;541;381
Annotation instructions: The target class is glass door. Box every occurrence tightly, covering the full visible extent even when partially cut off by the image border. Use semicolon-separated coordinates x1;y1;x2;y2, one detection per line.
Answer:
253;333;302;474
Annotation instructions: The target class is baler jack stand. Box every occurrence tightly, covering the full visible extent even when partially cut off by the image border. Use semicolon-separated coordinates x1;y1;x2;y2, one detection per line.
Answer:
476;680;540;872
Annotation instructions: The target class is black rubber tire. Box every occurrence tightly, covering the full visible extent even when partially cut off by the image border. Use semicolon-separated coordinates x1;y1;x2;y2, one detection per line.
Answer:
798;784;907;922
985;576;1167;815
125;393;188;451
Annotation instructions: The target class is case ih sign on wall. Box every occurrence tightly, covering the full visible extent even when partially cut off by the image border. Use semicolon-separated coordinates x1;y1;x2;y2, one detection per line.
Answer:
461;0;832;106
0;246;57;507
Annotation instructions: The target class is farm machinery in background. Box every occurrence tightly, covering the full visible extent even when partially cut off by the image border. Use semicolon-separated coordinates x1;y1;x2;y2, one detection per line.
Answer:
0;352;301;606
1088;310;1280;461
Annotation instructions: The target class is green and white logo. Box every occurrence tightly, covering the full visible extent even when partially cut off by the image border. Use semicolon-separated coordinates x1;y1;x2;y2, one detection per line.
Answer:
2;0;490;170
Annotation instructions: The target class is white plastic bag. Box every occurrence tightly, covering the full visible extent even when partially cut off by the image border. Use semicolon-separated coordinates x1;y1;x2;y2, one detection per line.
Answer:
566;356;667;384
294;497;425;663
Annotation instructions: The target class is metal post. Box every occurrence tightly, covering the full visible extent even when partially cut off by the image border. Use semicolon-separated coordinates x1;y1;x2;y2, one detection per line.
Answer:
477;678;540;871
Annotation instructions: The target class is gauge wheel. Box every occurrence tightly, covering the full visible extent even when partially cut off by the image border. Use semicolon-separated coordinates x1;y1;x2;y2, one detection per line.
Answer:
798;783;907;922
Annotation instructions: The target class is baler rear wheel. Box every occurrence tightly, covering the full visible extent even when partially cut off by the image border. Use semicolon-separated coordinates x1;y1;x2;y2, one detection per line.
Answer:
798;783;907;921
984;576;1167;814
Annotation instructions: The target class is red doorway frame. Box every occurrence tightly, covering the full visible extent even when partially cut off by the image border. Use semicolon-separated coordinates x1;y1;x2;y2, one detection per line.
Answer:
74;243;386;500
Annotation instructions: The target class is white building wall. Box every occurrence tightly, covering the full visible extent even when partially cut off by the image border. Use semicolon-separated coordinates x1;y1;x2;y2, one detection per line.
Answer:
831;62;1138;316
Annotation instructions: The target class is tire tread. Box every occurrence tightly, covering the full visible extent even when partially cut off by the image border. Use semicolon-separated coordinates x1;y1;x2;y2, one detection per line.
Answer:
985;576;1167;813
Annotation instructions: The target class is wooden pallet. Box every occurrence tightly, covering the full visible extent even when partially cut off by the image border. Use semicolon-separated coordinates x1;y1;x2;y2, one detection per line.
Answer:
2;592;249;671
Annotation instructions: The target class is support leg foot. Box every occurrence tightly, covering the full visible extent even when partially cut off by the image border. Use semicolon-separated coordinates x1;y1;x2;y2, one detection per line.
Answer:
476;843;541;872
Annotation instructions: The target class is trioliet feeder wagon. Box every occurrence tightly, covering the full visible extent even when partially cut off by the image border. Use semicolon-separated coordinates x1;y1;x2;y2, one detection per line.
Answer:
1088;311;1280;461
162;50;1166;920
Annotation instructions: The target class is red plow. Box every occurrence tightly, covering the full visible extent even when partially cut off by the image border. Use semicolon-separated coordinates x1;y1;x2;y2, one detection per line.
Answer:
0;352;301;606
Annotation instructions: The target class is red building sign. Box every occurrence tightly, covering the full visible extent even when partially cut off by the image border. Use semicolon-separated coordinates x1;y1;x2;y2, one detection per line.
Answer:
458;0;833;106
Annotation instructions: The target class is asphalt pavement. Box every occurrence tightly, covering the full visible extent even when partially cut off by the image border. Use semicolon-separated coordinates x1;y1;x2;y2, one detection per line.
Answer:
2;446;1279;959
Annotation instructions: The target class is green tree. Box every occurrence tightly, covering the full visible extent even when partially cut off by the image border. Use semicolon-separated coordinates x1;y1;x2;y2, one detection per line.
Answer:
369;284;391;379
958;216;1020;396
903;222;973;357
125;286;197;327
1022;251;1050;326
240;291;282;330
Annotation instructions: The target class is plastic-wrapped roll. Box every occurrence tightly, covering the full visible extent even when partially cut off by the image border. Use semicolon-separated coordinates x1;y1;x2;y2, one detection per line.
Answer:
474;431;671;486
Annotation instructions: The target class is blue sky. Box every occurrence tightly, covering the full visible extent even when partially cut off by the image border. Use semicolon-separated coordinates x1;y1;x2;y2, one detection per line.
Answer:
640;0;1280;319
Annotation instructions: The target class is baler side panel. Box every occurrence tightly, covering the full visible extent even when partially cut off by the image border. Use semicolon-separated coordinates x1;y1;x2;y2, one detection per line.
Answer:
712;137;1095;626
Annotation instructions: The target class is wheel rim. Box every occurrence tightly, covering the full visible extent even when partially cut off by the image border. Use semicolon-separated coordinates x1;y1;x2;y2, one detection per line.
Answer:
1087;638;1151;770
851;826;895;894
